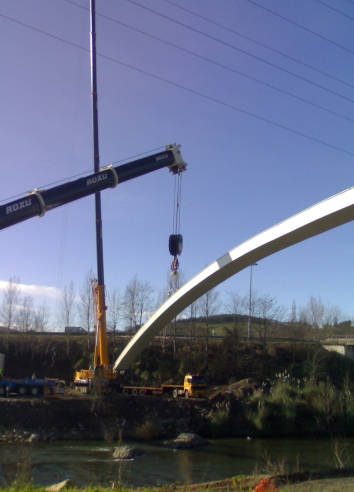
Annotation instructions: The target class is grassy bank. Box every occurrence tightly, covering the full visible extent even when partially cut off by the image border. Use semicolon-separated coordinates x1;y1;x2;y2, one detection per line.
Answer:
3;471;354;491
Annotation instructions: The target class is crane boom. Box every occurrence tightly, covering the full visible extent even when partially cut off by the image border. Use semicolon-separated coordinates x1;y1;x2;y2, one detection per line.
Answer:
0;144;186;231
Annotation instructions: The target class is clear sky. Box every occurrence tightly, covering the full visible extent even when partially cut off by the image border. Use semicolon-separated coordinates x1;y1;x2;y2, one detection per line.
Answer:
1;0;354;327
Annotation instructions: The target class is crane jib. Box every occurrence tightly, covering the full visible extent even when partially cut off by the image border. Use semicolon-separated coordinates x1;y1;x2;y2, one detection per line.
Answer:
0;148;180;231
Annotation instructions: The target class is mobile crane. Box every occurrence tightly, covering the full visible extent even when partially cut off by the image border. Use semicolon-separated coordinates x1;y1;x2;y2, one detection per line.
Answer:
0;143;187;392
0;1;186;392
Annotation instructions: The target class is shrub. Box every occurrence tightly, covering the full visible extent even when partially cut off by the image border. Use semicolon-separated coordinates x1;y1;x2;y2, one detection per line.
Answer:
134;420;159;441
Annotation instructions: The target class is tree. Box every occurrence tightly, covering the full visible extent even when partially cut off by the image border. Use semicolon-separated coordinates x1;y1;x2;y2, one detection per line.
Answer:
323;303;343;329
0;276;21;334
60;281;76;329
136;279;155;328
253;294;286;345
306;296;324;340
225;289;243;331
60;281;76;357
123;275;139;334
168;269;184;355
78;269;95;336
198;287;220;361
123;275;155;334
16;296;34;332
33;302;51;332
107;287;122;346
185;300;198;361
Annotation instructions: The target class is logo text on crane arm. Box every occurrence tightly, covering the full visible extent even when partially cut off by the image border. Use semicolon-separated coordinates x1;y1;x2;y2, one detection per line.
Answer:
87;172;108;186
156;153;168;161
6;198;32;215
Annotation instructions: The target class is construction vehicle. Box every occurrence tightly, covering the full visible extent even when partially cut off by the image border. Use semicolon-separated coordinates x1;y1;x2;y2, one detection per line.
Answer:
0;377;65;398
0;353;65;398
120;374;206;398
0;1;187;391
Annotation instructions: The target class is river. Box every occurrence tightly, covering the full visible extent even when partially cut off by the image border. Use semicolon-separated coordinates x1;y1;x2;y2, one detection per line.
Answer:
1;437;353;488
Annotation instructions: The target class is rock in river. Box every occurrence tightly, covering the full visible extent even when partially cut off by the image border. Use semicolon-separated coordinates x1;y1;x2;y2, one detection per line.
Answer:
164;432;210;449
113;446;145;459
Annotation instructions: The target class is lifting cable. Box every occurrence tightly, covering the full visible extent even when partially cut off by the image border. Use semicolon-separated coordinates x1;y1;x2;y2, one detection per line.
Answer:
168;171;183;296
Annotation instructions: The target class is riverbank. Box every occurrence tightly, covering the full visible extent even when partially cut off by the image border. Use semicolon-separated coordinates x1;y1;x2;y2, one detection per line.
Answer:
0;392;213;442
2;469;354;491
2;374;354;442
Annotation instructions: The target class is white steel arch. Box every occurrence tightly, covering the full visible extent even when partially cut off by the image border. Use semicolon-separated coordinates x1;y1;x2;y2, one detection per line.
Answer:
113;186;354;371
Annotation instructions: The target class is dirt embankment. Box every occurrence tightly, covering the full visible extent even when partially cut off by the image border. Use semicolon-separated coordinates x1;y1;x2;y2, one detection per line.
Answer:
0;392;213;442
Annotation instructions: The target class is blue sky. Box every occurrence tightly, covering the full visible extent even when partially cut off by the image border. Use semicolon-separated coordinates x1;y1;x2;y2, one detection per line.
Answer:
1;0;354;326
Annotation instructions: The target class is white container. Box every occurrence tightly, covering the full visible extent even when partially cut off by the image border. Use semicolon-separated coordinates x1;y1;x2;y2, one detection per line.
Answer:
0;353;5;371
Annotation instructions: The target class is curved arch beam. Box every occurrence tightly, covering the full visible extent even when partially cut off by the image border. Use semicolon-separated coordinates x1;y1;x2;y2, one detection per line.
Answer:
114;186;354;371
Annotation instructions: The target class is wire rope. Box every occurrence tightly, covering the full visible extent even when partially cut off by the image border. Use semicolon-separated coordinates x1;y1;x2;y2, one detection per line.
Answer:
177;172;182;235
172;172;178;234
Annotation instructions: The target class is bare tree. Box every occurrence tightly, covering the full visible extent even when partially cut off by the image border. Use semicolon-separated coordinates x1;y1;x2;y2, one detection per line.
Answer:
60;281;76;356
199;288;221;361
0;276;21;334
107;287;122;346
323;303;342;329
156;286;169;352
225;289;243;331
168;270;185;355
123;275;155;335
253;294;286;345
60;281;76;329
33;302;51;332
185;300;198;361
136;280;155;328
78;269;95;335
16;296;34;332
123;275;139;334
306;296;324;340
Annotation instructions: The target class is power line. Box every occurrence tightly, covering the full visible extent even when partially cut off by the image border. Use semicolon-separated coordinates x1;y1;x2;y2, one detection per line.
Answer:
121;1;354;104
62;0;354;122
76;55;354;158
1;14;353;158
314;0;354;21
160;0;354;90
244;0;354;56
5;7;354;111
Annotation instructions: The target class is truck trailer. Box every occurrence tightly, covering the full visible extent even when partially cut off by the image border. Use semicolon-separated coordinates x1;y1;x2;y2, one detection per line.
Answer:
0;377;65;398
120;374;206;398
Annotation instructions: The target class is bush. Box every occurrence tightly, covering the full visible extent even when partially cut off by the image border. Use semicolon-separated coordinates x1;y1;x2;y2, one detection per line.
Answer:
134;420;159;440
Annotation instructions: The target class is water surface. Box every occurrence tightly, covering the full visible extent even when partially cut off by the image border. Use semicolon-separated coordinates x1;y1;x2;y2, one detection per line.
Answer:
0;437;352;487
